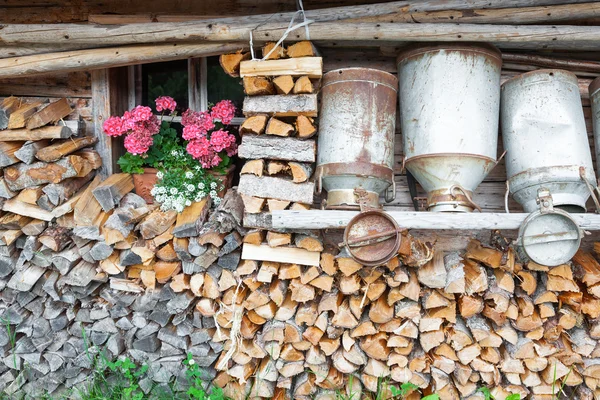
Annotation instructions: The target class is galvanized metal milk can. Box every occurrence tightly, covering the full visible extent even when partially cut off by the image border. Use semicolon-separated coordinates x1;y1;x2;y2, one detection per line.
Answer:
397;43;502;212
316;68;398;209
501;69;597;214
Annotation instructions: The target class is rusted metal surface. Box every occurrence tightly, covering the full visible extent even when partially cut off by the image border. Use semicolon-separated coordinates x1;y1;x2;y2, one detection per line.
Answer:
397;43;502;212
502;69;596;213
342;210;401;266
317;67;397;209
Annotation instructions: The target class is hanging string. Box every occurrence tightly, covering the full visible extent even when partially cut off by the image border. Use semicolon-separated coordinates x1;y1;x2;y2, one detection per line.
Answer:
248;0;313;61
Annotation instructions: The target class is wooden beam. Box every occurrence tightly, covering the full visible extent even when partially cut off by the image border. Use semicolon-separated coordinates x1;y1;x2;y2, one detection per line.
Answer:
349;2;600;25
0;43;246;79
91;69;113;178
271;210;600;231
0;0;591;45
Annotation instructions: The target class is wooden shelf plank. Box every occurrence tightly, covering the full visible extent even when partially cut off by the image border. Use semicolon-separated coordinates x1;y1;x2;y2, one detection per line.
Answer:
271;210;600;231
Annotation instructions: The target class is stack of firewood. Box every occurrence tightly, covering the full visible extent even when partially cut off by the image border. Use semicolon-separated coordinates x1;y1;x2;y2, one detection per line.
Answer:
220;41;321;220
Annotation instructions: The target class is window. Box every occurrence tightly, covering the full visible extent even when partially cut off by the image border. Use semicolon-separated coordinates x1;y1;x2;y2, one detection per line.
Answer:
131;57;244;122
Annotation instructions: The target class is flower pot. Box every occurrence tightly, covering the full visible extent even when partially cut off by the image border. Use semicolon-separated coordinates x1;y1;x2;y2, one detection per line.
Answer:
208;165;236;197
133;168;159;204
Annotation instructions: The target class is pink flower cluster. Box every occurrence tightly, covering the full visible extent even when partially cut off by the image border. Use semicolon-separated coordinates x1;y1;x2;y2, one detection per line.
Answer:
182;101;238;168
102;103;162;155
210;100;236;124
155;96;177;113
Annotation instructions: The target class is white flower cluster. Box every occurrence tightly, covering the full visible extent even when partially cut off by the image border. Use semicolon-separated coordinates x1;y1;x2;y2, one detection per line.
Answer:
149;168;224;212
156;171;164;179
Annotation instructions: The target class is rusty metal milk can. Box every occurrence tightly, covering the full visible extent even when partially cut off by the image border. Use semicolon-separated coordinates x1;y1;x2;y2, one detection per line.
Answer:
397;43;502;212
589;77;600;174
501;70;597;214
316;68;398;209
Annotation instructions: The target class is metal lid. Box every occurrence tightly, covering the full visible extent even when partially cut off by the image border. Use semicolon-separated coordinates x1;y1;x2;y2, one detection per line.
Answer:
322;68;398;91
397;42;502;67
343;210;401;266
518;208;582;267
502;69;579;90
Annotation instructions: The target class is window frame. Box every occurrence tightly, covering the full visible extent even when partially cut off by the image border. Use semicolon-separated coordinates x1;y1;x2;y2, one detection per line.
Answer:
127;58;244;125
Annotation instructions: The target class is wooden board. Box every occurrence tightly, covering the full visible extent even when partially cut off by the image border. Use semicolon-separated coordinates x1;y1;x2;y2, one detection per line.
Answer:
271;209;600;230
241;243;320;267
240;57;323;78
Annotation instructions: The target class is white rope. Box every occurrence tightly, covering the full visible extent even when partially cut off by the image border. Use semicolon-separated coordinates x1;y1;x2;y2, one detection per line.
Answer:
248;0;314;61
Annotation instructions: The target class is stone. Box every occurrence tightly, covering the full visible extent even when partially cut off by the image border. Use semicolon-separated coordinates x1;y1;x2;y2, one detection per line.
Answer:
132;334;160;353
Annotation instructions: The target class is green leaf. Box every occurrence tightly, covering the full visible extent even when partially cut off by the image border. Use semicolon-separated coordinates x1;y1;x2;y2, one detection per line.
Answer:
477;387;494;400
505;395;521;400
421;395;440;400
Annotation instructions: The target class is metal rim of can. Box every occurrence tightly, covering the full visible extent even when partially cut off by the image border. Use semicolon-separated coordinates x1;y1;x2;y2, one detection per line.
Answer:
517;208;582;267
322;67;399;90
343;209;401;267
396;42;502;67
501;68;579;90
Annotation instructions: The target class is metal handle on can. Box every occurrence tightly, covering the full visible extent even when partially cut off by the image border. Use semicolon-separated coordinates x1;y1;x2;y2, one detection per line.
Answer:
385;172;396;203
579;166;600;213
448;184;482;212
315;166;323;194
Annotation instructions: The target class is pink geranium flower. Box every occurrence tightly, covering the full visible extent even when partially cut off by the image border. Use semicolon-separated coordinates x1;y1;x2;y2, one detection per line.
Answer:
210;100;236;124
103;116;126;137
155;96;177;113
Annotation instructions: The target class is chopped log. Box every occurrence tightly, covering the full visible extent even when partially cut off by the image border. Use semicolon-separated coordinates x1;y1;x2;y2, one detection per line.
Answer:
240;159;264;177
267;231;292;247
238;175;315;204
266;118;295;137
7;101;43;129
173;198;211;237
2;198;54;221
262;42;286;60
267;161;290;176
466;239;503;269
293;76;314;94
273;75;295;95
138;209;178;239
243;76;275;96
295;234;323;252
238;135;316;162
26;98;72;129
42;171;94;206
14;140;50;164
16;186;44;205
267;199;290;212
219;51;250;77
0;141;24;168
289;162;314;183
243;230;265;246
0;125;74;142
295;115;317;139
242;243;320;267
241;194;266;214
21;219;46;236
240;58;322;78
243;94;318;117
0;97;20;130
286;41;320;58
39;225;71;252
418;251;447;289
35;136;98;162
4;155;94;191
92;173;134;212
240;115;268;135
73;175;103;226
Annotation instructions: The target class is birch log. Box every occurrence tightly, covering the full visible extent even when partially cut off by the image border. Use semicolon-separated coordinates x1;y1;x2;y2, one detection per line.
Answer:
4;155;95;191
0;43;245;78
